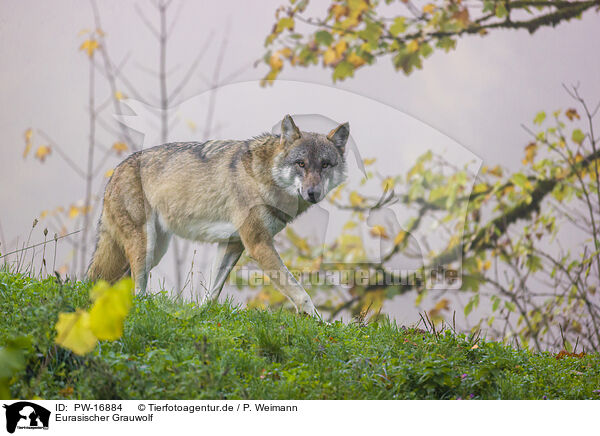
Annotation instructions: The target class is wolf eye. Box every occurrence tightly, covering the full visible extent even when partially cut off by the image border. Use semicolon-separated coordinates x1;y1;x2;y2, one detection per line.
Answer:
296;161;305;168
322;162;331;168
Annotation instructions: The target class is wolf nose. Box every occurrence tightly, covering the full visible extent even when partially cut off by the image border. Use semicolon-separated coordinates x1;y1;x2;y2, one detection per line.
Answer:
307;188;320;203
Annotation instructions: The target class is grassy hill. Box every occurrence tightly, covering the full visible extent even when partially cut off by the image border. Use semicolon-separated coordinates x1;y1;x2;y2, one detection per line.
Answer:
1;271;599;399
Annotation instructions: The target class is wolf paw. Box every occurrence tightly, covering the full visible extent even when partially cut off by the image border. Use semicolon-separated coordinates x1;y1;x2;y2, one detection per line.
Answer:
297;299;321;319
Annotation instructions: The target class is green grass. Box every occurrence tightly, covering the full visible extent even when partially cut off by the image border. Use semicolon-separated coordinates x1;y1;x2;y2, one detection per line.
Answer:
1;271;599;399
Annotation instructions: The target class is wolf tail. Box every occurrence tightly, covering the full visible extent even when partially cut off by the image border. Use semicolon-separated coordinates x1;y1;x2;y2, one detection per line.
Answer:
87;222;129;283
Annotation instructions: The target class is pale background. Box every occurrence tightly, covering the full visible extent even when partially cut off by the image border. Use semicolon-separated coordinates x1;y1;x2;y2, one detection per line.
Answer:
1;0;599;323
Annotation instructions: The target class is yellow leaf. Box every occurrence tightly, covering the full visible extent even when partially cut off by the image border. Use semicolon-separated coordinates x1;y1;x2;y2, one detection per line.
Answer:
89;278;134;341
423;3;436;14
433;298;450;312
285;228;310;253
382;177;395;191
79;39;99;57
343;220;357;230
269;52;284;70
349;191;365;207
429;298;450;318
370;225;388;239
40;210;49;219
363;158;376;166
330;3;349;20
114;91;124;100
334;40;347;56
34;145;51;162
279;47;293;58
394;231;406;246
112;142;128;155
347;52;365;67
55;310;98;355
104;168;114;178
68;205;80;219
23;143;32;159
78;28;91;36
488;165;502;177
323;47;337;66
329;183;344;202
186;119;197;131
522;142;537;165
24;129;33;158
407;40;419;53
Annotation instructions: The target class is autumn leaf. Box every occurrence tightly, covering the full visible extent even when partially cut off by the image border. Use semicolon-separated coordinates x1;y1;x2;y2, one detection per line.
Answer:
363;158;376;166
429;298;450;318
349;191;365;207
381;177;395;191
452;8;470;27
34;145;51;162
565;108;580;121
323;47;337;66
406;40;419;53
104;169;114;178
23;128;33;158
112;142;128;155
79;39;99;57
329;184;344;202
347;52;365;67
522;142;537;165
555;350;585;359
89;278;134;341
422;3;436;14
114;91;124;100
54;310;98;356
68;205;80;219
334;40;347;56
186;119;197;131
393;231;406;246
269;52;284;70
330;3;349;20
370;225;388;239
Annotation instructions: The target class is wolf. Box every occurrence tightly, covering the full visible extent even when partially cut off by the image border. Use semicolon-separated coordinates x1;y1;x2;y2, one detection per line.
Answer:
87;115;349;316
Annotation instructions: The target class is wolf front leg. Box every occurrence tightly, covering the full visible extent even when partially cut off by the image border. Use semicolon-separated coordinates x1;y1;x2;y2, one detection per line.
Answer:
207;239;244;301
238;214;318;316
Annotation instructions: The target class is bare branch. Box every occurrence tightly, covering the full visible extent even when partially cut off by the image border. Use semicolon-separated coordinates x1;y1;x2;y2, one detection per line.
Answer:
135;3;160;39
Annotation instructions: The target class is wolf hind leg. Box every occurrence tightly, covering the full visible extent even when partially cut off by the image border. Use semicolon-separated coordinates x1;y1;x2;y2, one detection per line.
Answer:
207;239;244;301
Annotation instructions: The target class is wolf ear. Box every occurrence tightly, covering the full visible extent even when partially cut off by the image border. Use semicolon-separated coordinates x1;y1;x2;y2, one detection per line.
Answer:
280;114;301;145
327;122;350;153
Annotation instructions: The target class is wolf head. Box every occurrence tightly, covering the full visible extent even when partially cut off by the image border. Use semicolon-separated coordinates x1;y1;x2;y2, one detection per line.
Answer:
272;115;349;204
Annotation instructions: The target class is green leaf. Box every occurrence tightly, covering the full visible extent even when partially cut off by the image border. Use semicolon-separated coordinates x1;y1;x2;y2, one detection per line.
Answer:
495;2;508;18
315;30;334;46
389;17;407;36
420;42;433;58
571;128;585;145
511;173;529;190
533;111;546;125
276;17;295;33
332;61;355;81
492;296;500;312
